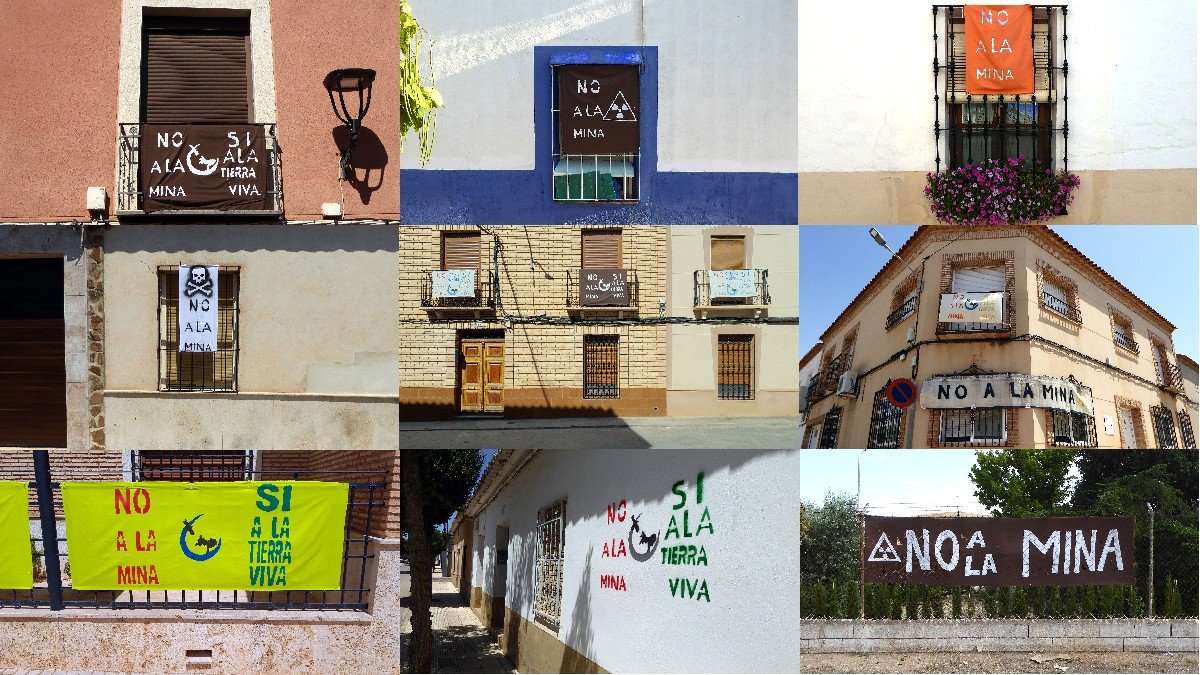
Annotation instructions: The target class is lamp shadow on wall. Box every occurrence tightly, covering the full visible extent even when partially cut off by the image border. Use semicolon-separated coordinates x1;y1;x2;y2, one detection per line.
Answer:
332;125;388;205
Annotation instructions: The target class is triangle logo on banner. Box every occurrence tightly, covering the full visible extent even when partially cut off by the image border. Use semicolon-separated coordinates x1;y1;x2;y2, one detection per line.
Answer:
867;532;901;563
603;91;637;121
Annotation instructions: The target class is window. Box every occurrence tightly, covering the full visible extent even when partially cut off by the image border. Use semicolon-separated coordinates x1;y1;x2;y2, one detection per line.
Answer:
1111;313;1139;354
142;17;252;123
1150;405;1179;449
1048;410;1096;447
583;335;619;399
935;6;1064;171
708;235;752;307
552;64;639;202
818;406;843;448
1041;279;1081;322
867;388;905;449
717;335;754;400
134;451;254;481
581;229;622;269
158;266;239;392
886;276;919;330
1179;412;1196;450
534;499;567;629
940;409;1006;446
804;424;821;449
1115;403;1145;449
949;265;1006;331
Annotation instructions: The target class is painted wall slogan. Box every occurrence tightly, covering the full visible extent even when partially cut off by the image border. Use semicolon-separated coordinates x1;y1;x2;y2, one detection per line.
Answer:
581;269;629;306
140;124;269;212
963;5;1035;95
938;292;1004;324
864;516;1135;587
920;374;1094;415
61;481;347;590
179;265;218;353
558;64;640;154
0;482;33;589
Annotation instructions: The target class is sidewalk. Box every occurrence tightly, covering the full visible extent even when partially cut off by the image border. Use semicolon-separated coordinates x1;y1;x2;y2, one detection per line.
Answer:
429;576;516;674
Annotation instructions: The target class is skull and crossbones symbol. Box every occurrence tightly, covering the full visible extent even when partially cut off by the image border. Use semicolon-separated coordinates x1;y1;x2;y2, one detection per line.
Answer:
184;266;214;298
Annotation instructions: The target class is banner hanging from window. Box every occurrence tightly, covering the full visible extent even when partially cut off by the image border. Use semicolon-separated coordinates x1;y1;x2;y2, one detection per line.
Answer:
963;5;1035;95
580;269;629;306
863;515;1135;586
939;292;1004;324
432;270;477;298
709;269;757;298
179;265;219;353
140;124;270;212
0;482;33;589
558;64;640;154
62;481;348;591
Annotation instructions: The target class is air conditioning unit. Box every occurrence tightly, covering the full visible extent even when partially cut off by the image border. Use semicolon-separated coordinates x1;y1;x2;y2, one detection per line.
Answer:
836;371;858;397
905;326;917;343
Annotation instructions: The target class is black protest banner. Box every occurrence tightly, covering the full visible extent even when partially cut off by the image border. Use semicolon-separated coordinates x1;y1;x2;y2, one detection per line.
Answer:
141;124;269;212
558;64;640;154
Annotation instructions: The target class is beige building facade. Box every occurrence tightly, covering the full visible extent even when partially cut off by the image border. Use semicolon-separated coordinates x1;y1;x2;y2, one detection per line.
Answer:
804;226;1196;449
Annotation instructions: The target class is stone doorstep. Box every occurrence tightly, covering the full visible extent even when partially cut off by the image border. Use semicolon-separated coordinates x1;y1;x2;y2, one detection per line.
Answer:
0;607;372;625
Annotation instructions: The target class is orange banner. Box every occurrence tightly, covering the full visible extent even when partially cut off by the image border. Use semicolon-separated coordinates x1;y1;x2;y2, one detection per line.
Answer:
964;5;1034;95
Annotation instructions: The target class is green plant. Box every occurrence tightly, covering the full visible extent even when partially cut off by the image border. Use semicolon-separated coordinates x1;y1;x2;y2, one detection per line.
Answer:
1163;577;1183;618
399;1;443;165
844;580;860;618
811;582;828;617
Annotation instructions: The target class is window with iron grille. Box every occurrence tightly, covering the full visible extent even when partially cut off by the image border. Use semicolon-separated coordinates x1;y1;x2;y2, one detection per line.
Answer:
1048;409;1096;447
1178;412;1196;449
867;389;905;448
583;335;619;399
1150;405;1178;449
534;499;567;629
717;334;754;400
134;451;254;481
158;266;239;392
1110;313;1139;354
818;406;843;448
934;5;1067;172
551;64;640;202
940;409;1006;445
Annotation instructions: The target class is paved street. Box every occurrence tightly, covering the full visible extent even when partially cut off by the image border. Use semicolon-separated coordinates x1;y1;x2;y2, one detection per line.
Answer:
401;564;516;674
398;416;799;449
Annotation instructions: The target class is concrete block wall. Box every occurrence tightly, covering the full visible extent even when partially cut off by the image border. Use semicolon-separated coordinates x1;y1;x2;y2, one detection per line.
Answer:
800;619;1199;654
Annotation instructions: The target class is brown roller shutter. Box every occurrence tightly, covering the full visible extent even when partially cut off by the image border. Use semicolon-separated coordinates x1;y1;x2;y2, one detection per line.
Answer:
441;232;481;270
710;236;746;271
142;17;252;123
581;229;622;269
0;259;66;448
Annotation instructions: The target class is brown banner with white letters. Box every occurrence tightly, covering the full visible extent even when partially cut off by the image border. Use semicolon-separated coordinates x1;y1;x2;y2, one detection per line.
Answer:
963;5;1035;95
558;65;640;154
140;124;269;212
863;516;1136;587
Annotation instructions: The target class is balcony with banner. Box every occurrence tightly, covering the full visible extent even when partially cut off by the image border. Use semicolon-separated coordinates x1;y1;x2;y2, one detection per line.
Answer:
565;269;639;318
420;269;496;319
936;291;1011;334
693;269;770;318
116;123;284;217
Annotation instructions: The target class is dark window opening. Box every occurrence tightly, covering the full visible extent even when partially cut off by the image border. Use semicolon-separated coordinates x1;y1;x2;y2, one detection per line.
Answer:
717;334;754;400
141;16;253;123
583;335;619;399
1049;409;1096;447
158;267;239;392
818;406;843;448
1151;405;1179;449
867;388;905;449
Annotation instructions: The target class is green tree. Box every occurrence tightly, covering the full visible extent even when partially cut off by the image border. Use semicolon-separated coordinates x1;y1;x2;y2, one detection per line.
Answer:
800;491;860;586
969;450;1076;517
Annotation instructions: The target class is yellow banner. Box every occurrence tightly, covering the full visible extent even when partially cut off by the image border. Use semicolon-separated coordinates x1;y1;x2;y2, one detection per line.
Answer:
0;481;34;589
62;481;348;591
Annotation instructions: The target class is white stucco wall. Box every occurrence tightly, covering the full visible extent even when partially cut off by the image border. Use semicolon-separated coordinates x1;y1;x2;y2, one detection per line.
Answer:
407;0;797;172
469;449;800;674
799;0;1197;172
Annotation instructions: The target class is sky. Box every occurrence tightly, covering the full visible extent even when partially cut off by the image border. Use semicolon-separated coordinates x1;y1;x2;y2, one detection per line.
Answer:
439;449;497;532
799;226;1200;359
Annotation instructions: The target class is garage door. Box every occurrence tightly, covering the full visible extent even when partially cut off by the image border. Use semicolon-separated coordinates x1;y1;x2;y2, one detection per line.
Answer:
0;259;67;447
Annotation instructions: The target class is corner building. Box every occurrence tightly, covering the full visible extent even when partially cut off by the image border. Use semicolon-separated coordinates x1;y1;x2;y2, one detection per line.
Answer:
803;226;1197;449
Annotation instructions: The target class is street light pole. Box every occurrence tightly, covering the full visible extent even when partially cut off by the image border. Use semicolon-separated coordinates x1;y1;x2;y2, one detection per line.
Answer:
868;228;926;448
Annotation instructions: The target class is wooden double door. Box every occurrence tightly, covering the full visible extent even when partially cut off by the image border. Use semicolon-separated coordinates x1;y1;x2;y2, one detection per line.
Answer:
459;331;504;413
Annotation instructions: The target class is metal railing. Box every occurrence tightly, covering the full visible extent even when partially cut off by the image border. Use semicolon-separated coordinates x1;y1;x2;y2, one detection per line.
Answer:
885;296;918;330
420;271;497;310
117;122;284;215
1158;361;1185;392
1113;332;1140;354
565;269;639;308
1150;405;1179;449
694;269;770;307
1041;291;1082;323
2;452;387;612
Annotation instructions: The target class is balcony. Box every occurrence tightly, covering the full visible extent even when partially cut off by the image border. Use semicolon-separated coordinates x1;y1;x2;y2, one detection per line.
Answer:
1158;361;1186;393
936;292;1010;334
420;271;496;318
694;269;770;318
1113;332;1140;354
885;295;918;330
1041;292;1082;323
807;354;847;402
117;122;283;217
565;269;639;317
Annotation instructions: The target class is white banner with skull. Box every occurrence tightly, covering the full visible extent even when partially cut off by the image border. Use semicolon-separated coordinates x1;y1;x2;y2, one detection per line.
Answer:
179;265;218;352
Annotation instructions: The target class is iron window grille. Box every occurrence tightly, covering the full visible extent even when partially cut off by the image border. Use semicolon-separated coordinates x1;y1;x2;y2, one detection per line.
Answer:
158;266;240;392
534;498;567;630
939;409;1007;446
717;334;755;400
1112;327;1140;354
1178;412;1196;450
1047;409;1096;447
933;5;1068;172
550;66;640;203
1150;405;1179;449
133;450;254;481
694;269;771;307
886;294;918;330
3;456;388;612
867;388;905;449
117;123;284;215
818;406;843;448
1041;290;1082;323
582;335;620;399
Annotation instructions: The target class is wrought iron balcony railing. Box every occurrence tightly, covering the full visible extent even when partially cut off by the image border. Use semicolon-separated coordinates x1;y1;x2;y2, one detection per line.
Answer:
1041;291;1083;323
117;122;283;216
694;269;770;307
1158;361;1185;393
565;269;639;309
885;295;918;330
420;271;497;311
1113;332;1140;354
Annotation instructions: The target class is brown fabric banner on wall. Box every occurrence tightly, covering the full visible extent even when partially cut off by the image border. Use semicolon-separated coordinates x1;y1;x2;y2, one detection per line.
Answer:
580;269;630;306
558;65;640;154
863;516;1136;587
963;5;1035;95
140;124;269;212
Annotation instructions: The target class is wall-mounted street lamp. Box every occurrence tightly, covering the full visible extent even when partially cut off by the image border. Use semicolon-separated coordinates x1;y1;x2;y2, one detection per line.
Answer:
324;68;376;179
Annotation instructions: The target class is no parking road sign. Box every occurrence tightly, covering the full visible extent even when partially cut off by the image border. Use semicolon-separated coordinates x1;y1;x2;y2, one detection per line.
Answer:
885;378;917;408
